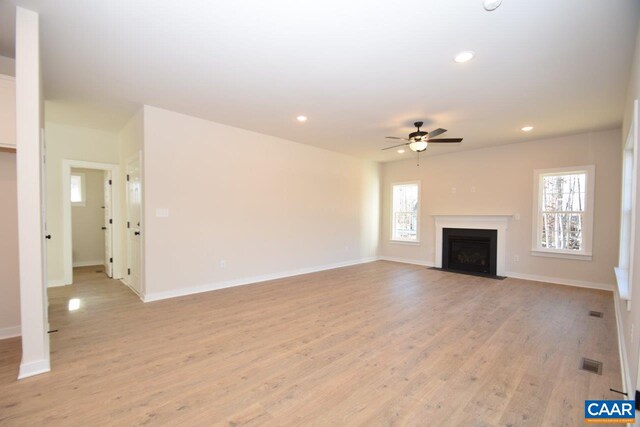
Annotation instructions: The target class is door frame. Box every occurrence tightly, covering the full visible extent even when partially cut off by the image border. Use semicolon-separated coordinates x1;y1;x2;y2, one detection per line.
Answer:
62;159;122;284
124;152;144;296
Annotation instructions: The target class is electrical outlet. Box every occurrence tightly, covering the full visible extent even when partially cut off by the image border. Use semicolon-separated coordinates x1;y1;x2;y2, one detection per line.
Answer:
220;260;227;269
514;213;521;220
470;186;476;193
451;187;457;194
513;255;520;262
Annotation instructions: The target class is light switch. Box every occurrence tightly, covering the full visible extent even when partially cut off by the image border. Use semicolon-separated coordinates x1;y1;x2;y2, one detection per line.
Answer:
156;208;170;218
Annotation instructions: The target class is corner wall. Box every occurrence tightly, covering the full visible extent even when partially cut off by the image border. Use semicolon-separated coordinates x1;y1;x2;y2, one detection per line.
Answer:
141;106;379;300
380;128;621;289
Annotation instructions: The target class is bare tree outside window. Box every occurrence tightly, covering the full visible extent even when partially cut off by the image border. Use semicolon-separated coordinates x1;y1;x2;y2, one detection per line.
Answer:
392;183;419;241
540;173;586;251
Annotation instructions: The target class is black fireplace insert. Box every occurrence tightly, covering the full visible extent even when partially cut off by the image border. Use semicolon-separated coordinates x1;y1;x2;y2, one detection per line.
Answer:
442;228;497;276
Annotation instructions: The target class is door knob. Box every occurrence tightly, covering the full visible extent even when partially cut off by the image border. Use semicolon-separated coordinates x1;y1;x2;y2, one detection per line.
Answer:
45;234;51;239
134;231;140;236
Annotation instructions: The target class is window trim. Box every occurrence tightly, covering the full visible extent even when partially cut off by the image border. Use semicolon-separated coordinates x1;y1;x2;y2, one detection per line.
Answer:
390;180;421;243
616;100;638;301
70;172;86;207
531;165;595;260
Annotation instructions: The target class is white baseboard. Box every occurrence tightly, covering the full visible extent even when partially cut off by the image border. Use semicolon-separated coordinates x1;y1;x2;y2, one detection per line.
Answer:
72;260;105;267
612;288;632;400
143;257;379;303
18;358;50;379
120;278;145;302
378;256;435;267
47;278;69;288
377;255;612;291
0;326;20;340
505;271;612;292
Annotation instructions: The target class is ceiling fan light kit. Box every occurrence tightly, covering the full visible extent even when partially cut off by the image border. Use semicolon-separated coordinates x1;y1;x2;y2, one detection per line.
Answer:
383;121;463;165
483;0;503;11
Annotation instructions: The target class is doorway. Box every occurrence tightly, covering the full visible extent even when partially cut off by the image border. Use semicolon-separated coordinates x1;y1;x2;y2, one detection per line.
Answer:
69;168;110;273
62;160;122;284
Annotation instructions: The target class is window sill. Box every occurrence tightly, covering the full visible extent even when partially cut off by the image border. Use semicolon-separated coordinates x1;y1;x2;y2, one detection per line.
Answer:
390;240;421;246
530;249;592;261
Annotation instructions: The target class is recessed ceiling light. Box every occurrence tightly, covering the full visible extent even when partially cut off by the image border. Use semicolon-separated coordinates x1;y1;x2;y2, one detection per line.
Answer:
397;149;405;154
483;0;502;11
454;51;475;63
521;126;534;132
296;115;307;123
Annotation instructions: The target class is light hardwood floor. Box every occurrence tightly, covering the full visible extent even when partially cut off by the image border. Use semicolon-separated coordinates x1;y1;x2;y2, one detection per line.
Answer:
0;262;622;426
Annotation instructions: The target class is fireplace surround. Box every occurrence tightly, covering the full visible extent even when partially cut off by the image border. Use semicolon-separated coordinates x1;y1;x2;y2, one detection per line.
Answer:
434;215;511;276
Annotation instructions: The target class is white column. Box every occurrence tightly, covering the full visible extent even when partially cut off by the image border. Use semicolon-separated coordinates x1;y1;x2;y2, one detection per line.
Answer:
16;6;50;379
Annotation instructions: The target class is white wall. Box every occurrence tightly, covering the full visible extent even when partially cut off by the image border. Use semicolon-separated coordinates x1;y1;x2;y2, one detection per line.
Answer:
45;119;119;284
142;105;379;299
71;168;105;266
618;19;640;395
380;128;621;288
0;152;20;339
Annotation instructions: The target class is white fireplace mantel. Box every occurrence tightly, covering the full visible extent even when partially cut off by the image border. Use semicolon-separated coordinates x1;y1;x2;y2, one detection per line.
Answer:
434;215;512;276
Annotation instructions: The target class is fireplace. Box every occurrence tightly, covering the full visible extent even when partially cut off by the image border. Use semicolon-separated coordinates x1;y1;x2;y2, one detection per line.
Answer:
442;228;497;276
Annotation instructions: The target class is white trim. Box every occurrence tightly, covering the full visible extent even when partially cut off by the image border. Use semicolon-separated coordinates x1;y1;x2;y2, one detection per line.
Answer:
434;215;511;276
532;165;595;258
62;160;122;285
530;249;592;261
18;358;50;379
616;99;638;302
72;260;105;267
613;286;632;402
0;326;21;340
120;278;144;301
504;271;612;291
376;255;612;291
389;240;421;246
378;256;434;267
390;181;420;243
143;257;379;303
47;278;68;288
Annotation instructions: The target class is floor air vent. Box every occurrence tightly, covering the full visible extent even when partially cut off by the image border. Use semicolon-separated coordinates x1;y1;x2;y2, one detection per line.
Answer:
580;357;602;375
589;310;604;318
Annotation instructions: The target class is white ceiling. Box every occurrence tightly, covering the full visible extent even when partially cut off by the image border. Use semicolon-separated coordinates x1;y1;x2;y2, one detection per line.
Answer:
1;0;639;161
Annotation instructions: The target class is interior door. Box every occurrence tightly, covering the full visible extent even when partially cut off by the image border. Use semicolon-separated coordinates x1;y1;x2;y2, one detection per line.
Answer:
127;157;142;294
103;170;113;277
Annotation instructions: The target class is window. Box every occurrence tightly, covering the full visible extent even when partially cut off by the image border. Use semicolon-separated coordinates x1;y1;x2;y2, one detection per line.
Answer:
391;182;420;242
616;100;638;300
532;166;594;259
70;173;86;206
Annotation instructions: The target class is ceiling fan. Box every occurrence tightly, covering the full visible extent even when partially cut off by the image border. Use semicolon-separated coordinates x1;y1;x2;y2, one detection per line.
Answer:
383;121;463;152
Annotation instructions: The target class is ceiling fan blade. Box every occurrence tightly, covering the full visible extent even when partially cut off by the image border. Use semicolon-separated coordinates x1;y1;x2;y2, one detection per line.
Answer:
428;138;463;143
382;143;410;150
427;128;447;138
385;136;409;141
